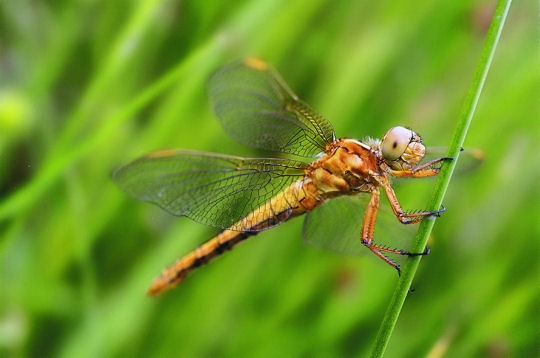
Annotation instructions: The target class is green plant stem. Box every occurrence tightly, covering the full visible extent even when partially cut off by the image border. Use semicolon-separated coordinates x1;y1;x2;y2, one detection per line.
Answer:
370;0;512;356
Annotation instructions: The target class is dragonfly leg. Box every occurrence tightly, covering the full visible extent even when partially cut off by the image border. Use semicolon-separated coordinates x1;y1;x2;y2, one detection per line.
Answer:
362;243;431;275
377;176;445;224
360;190;396;270
387;157;453;178
360;189;429;274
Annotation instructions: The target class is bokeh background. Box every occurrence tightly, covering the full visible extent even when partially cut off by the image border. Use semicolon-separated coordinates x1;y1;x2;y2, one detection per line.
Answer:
0;0;537;357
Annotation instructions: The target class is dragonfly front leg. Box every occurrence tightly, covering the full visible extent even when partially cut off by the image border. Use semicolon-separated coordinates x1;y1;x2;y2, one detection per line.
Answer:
387;157;453;178
360;189;429;275
377;176;445;224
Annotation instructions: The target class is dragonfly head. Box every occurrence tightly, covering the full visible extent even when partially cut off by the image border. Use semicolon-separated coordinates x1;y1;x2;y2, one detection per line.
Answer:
381;126;425;170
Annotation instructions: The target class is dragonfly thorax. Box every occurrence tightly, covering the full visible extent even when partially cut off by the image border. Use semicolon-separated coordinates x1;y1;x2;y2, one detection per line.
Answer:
307;138;380;196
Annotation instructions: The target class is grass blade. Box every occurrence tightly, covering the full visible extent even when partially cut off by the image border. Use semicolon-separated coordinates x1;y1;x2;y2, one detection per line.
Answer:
370;0;513;356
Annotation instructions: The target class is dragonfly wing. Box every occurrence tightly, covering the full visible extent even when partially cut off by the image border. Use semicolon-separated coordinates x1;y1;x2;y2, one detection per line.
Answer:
113;150;306;231
303;195;416;255
208;58;335;158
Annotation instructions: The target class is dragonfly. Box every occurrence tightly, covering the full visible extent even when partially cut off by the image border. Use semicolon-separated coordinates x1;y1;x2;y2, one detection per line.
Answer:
113;58;451;296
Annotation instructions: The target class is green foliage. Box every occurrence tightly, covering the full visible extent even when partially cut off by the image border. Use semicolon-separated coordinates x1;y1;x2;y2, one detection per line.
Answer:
0;0;536;357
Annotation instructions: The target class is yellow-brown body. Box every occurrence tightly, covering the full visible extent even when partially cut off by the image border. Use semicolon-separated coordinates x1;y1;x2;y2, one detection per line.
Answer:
113;59;449;296
148;138;429;295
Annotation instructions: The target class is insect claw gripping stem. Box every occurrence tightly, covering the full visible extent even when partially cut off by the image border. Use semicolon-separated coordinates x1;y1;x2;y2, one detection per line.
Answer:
431;206;446;217
361;239;430;276
393;246;430;276
401;246;431;256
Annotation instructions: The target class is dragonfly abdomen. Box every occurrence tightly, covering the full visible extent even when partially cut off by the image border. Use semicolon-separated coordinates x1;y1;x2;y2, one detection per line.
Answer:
147;229;253;295
147;180;322;295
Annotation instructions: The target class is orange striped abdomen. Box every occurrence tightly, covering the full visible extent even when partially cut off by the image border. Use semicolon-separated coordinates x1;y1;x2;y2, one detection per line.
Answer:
147;179;322;295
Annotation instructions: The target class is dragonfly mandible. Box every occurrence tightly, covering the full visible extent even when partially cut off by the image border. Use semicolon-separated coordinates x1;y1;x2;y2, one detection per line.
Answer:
113;58;450;296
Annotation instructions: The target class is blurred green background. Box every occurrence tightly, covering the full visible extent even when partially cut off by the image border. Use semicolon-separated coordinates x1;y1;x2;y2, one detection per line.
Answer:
0;0;537;357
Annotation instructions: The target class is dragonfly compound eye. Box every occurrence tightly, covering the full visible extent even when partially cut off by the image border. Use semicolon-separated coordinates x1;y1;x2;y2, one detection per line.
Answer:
381;126;413;161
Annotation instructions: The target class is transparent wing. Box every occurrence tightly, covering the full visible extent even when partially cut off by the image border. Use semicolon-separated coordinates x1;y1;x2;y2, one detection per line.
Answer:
303;195;416;255
113;150;307;231
208;58;335;158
